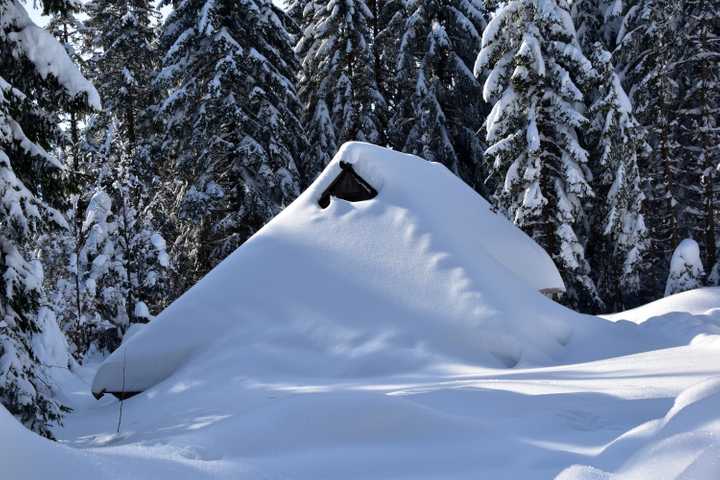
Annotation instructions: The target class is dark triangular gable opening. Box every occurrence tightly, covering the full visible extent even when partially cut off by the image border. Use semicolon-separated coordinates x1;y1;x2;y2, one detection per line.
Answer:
318;161;378;208
92;389;141;401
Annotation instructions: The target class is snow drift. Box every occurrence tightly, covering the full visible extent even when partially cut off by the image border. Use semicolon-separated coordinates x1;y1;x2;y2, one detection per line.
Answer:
603;287;720;348
558;377;720;479
605;287;720;324
0;404;104;479
93;142;584;397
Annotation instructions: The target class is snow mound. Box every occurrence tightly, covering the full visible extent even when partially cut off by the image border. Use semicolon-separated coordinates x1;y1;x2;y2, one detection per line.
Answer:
664;378;720;425
604;287;720;323
665;239;705;296
557;377;720;479
92;142;575;397
0;404;103;479
32;307;73;370
602;287;720;348
51;265;720;479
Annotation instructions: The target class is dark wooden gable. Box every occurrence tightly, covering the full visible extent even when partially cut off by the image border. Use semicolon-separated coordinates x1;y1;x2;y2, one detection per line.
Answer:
318;161;378;208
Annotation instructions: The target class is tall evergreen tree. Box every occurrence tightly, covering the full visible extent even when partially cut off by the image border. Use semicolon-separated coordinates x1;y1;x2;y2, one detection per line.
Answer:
676;0;720;276
46;1;86;169
586;46;649;309
85;0;159;154
295;0;385;180
0;0;99;437
616;0;690;294
381;0;487;189
84;0;168;322
46;118;170;359
42;0;168;359
476;0;602;310
153;0;304;294
569;1;650;308
285;0;308;32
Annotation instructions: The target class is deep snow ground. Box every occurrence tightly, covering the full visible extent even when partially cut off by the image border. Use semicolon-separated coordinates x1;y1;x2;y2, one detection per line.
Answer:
19;288;713;479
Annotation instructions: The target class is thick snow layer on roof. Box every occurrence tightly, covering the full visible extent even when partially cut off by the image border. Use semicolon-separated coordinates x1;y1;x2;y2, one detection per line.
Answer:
93;143;581;396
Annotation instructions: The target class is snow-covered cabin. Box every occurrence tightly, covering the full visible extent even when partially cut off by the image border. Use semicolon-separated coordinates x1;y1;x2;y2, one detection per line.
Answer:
92;143;566;399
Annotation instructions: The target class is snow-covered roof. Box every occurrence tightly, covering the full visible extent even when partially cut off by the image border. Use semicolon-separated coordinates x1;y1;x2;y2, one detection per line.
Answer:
92;142;567;397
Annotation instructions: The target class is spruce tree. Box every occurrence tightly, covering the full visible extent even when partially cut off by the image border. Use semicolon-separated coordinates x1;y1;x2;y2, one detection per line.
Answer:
46;187;124;358
586;46;649;309
46;1;86;169
616;0;687;294
84;0;168;322
381;0;487;189
153;0;304;293
0;0;99;437
675;0;720;276
285;0;308;32
296;0;385;180
476;0;602;310
85;0;159;154
42;0;168;359
570;0;623;52
570;0;602;52
46;119;170;359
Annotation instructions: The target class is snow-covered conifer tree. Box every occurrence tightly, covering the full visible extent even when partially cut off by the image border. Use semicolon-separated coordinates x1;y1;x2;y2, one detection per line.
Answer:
381;0;487;188
84;0;169;315
586;46;649;309
285;0;308;31
665;239;705;296
675;0;720;274
46;1;86;169
46;188;124;357
570;0;601;51
570;0;623;52
0;0;99;437
85;0;159;154
476;0;602;310
42;0;168;358
46;120;169;358
296;0;385;180
153;0;304;293
616;0;686;293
